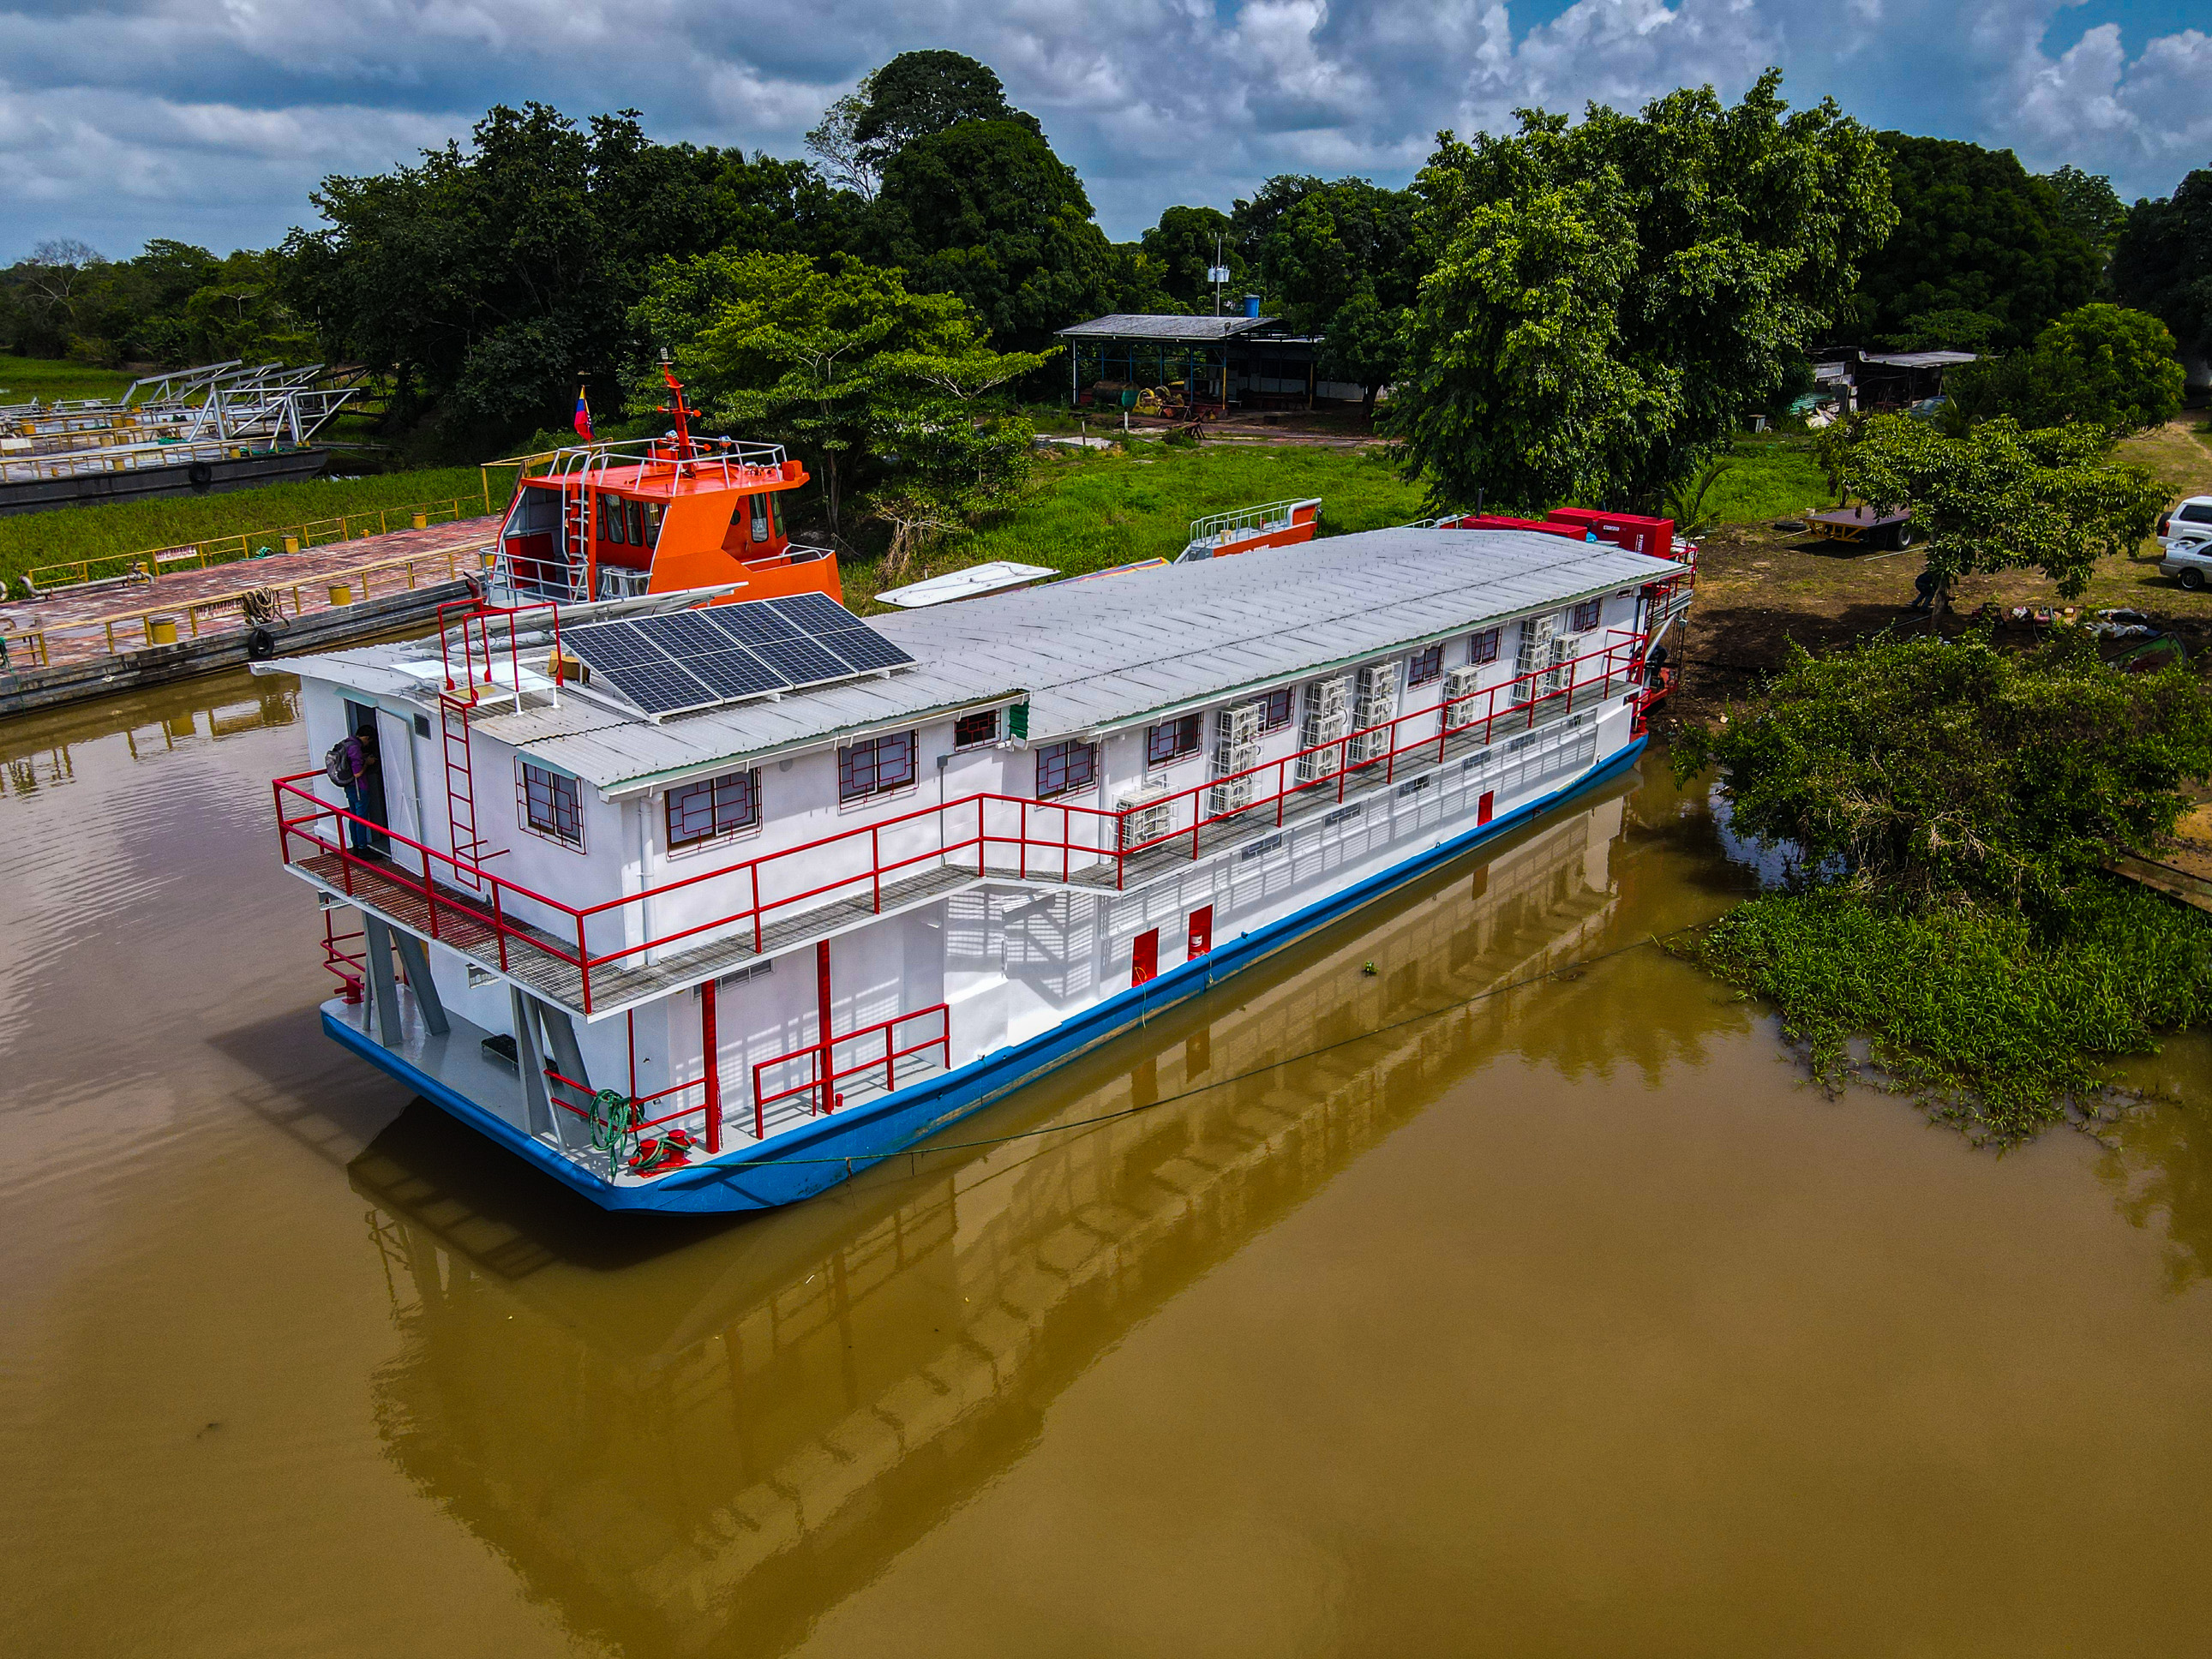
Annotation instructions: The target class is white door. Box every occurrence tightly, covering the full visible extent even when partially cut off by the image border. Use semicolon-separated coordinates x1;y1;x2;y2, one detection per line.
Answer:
376;706;425;877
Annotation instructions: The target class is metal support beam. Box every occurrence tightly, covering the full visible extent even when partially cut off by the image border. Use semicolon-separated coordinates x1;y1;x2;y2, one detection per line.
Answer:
363;915;403;1047
699;977;722;1153
536;1001;595;1153
817;940;834;1116
389;932;449;1037
510;985;554;1140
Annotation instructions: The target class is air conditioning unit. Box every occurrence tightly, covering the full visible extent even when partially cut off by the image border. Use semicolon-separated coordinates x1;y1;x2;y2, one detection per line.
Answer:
1442;664;1482;731
1296;676;1352;782
1209;702;1262;818
1349;661;1399;764
1544;633;1575;698
1118;782;1176;849
1512;614;1556;704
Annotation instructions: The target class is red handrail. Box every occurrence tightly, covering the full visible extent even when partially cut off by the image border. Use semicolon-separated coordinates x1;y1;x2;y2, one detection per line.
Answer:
274;630;1648;1011
751;1004;951;1138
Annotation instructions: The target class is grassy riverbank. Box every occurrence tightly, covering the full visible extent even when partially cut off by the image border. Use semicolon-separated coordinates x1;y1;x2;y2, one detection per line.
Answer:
840;441;1431;609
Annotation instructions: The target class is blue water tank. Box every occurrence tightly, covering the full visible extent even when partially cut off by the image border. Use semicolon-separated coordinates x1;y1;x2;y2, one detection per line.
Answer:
1244;294;1261;318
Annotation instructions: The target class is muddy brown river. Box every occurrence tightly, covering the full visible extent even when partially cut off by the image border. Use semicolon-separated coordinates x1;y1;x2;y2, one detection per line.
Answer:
3;667;2211;1657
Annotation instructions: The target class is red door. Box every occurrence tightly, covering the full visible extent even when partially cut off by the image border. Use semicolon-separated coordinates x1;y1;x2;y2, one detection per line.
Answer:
1132;928;1160;985
1187;905;1214;959
1478;790;1496;825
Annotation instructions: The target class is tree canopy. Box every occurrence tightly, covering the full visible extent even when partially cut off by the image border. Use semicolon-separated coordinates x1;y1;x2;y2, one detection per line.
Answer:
1837;413;2164;597
2111;166;2212;370
1944;302;2186;434
1138;205;1244;313
1389;70;1893;512
1255;177;1418;419
1679;631;2212;916
633;250;1050;539
282;105;862;441
872;120;1120;352
1854;134;2101;350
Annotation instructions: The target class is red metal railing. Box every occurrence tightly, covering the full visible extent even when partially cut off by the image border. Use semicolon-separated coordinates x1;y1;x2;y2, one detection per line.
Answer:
273;629;1647;1014
752;1005;952;1139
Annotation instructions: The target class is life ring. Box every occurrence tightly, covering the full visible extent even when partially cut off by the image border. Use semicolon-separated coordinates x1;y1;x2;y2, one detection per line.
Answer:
246;626;278;661
187;460;215;488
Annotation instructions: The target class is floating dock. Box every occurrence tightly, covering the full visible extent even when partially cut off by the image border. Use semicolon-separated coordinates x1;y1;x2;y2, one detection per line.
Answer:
0;521;495;717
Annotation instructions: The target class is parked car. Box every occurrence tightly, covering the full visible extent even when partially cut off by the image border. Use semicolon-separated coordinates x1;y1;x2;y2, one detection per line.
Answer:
2158;495;2212;552
2159;536;2212;590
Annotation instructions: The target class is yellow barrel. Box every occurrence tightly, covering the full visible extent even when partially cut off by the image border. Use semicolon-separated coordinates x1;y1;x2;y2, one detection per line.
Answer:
411;512;428;530
283;536;300;554
147;614;179;646
328;584;354;607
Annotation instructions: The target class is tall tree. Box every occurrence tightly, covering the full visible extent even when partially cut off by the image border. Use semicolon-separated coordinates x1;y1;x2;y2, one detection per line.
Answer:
1258;177;1418;420
1943;303;2186;434
633;250;1051;539
1855;135;2101;350
1390;70;1894;512
2111;167;2212;372
2042;165;2128;260
872;120;1117;352
1138;205;1242;313
1839;414;2164;600
851;51;1040;176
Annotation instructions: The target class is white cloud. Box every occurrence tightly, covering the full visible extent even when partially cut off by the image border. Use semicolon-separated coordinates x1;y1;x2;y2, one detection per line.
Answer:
0;0;2206;259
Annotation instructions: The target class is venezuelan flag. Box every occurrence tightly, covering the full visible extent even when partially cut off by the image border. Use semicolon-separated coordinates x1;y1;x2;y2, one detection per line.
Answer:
572;386;594;442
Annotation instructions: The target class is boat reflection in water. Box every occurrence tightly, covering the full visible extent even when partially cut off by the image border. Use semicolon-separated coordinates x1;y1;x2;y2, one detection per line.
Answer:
346;769;1715;1652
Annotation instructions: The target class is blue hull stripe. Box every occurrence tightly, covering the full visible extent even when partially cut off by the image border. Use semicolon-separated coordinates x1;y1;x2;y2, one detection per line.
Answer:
327;736;1647;1213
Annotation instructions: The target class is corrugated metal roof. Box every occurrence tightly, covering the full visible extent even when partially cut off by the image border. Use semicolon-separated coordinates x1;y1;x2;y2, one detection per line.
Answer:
1054;314;1277;342
273;529;1683;796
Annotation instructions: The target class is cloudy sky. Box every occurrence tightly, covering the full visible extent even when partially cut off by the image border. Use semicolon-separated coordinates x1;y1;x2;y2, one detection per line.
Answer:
2;0;2208;262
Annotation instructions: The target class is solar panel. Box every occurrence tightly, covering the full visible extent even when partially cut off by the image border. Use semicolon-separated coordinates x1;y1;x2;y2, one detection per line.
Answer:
685;648;784;700
562;596;913;717
751;634;854;686
707;604;804;646
601;660;718;716
764;591;856;633
818;627;914;673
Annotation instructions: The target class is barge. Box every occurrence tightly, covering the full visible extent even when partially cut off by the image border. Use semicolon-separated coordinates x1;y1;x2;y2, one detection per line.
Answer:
264;513;1692;1213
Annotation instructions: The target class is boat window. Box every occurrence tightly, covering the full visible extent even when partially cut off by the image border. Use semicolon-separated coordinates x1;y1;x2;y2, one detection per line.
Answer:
770;493;786;539
642;502;663;547
1257;687;1292;732
519;761;585;848
667;768;758;849
1146;714;1202;767
838;732;917;802
1470;628;1501;665
1569;599;1602;633
749;494;770;543
599;494;626;545
628;499;646;546
1036;740;1095;800
1407;644;1443;686
955;709;998;748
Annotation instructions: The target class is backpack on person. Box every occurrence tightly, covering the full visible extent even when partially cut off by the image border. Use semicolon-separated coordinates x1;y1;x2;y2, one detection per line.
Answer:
323;738;358;787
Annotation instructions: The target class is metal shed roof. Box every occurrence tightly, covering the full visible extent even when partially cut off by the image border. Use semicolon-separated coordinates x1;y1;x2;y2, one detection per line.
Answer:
1054;314;1278;342
276;529;1681;797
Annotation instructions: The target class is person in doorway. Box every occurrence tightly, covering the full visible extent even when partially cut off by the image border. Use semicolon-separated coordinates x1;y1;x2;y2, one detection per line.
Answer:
342;727;385;853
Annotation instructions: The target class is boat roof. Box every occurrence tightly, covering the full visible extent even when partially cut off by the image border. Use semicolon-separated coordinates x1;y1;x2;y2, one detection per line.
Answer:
518;459;800;500
283;529;1682;797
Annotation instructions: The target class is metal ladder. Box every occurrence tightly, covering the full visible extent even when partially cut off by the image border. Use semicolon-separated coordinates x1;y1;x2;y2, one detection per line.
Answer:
437;690;488;889
554;479;594;602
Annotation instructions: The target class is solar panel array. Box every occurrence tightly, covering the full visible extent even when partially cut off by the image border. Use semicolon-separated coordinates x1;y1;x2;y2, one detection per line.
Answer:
560;595;916;717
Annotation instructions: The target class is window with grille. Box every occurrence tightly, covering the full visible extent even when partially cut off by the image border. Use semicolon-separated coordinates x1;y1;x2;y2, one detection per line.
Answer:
1146;713;1202;766
666;769;758;849
1408;644;1443;686
519;761;584;847
955;709;999;748
1471;628;1501;664
1569;599;1601;633
838;732;916;802
1036;740;1095;800
1257;687;1292;732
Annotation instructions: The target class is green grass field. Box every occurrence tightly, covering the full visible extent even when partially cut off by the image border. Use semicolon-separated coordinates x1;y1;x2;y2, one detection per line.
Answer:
1;467;501;590
0;354;141;404
842;441;1432;608
1691;437;1834;527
